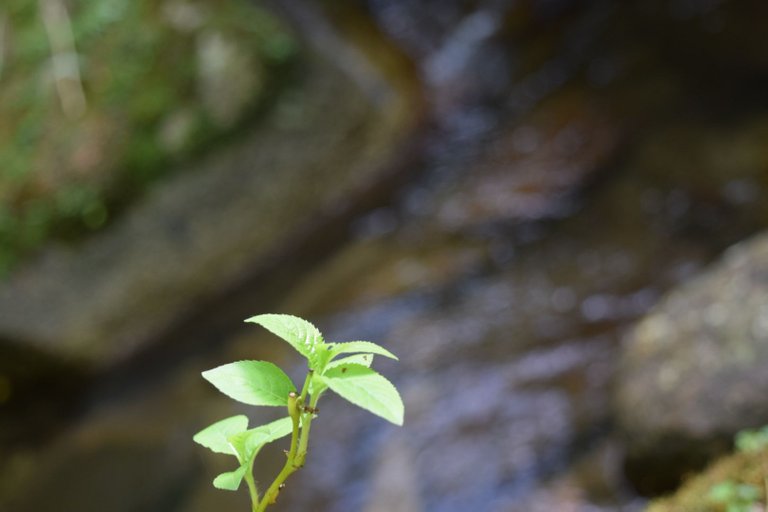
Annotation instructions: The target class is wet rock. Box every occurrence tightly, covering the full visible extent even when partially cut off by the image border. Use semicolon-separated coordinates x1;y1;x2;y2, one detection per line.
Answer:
615;232;768;492
0;16;419;366
435;86;621;230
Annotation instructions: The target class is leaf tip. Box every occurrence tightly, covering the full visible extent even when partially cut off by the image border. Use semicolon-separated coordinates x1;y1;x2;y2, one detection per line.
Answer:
385;408;404;426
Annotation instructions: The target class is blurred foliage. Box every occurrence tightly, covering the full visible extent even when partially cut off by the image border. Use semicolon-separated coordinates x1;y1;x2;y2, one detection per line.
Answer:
706;481;761;512
0;0;298;275
735;426;768;454
648;428;768;512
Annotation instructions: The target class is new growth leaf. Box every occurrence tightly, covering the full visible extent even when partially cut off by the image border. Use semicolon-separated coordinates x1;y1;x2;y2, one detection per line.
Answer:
320;363;404;426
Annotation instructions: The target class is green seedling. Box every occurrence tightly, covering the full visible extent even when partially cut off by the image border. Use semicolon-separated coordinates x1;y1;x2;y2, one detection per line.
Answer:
194;314;404;511
735;425;768;504
707;480;761;512
735;426;768;454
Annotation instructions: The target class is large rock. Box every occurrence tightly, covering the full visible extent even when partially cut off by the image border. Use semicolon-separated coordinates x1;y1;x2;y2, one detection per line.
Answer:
615;232;768;492
0;5;420;366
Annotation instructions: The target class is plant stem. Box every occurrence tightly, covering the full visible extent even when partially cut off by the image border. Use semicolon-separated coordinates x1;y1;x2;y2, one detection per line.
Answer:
254;371;315;511
296;393;320;467
297;370;313;404
244;466;259;512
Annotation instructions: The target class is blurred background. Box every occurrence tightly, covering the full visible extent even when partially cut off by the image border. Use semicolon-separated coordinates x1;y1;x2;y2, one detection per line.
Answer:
2;0;768;511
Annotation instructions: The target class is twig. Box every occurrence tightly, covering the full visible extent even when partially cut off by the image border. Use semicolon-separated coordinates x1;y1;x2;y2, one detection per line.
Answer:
0;9;7;80
38;0;86;118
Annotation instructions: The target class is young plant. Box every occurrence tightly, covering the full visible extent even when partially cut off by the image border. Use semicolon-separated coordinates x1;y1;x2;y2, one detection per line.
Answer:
194;314;404;511
707;480;761;512
735;426;768;454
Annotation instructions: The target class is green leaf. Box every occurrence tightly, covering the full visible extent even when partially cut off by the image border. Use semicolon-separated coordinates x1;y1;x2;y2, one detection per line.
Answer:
329;341;398;361
736;483;760;501
228;416;294;461
213;465;248;491
193;415;249;455
247;416;294;444
326;353;374;371
202;361;295;407
735;426;768;453
245;314;325;365
315;353;375;394
320;364;404;426
215;417;294;494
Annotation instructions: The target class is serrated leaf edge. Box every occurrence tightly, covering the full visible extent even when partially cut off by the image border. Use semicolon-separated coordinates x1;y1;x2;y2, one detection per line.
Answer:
245;314;325;359
320;363;404;426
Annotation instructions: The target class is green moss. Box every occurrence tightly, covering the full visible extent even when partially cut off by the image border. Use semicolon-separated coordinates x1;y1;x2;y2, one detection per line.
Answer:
0;0;300;275
647;445;768;512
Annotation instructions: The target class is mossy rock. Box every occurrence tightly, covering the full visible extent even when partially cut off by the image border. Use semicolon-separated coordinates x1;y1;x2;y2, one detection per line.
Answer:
0;0;298;274
647;444;768;512
615;231;768;492
0;2;421;367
